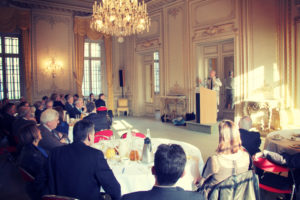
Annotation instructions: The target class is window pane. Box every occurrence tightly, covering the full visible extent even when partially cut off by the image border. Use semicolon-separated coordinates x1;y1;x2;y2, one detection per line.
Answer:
6;57;21;99
91;43;101;58
0;57;3;99
82;60;90;96
5;37;19;54
154;52;160;93
91;60;101;95
84;42;89;57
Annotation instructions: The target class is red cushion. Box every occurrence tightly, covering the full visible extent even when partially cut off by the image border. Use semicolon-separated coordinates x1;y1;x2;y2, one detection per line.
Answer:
259;183;292;194
121;132;146;139
94;135;109;143
253;157;289;172
96;107;107;111
0;146;17;154
95;130;113;137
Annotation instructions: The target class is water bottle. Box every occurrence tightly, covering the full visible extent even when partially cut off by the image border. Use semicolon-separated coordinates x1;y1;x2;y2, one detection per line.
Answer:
141;137;153;164
146;128;151;138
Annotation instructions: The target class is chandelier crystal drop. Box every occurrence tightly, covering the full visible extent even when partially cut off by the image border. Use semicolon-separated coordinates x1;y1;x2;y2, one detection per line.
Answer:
90;0;151;38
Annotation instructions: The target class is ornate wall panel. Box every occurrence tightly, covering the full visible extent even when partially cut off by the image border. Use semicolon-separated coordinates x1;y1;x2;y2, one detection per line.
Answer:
190;0;235;29
32;10;74;100
165;4;185;95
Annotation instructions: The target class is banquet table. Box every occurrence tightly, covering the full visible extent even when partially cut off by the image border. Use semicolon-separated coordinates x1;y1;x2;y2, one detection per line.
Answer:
93;138;204;195
264;129;300;155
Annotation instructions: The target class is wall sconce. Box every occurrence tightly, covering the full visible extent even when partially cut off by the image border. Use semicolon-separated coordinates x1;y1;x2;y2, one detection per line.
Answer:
47;57;62;78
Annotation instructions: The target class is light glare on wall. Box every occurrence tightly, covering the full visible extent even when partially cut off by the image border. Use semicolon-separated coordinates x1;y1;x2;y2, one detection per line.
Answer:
45;57;63;78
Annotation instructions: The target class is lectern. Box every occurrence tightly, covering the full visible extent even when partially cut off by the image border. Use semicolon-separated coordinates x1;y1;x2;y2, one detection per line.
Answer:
196;87;217;124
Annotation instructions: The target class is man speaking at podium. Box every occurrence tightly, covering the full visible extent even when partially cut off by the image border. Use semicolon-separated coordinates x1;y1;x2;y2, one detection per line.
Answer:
202;70;222;107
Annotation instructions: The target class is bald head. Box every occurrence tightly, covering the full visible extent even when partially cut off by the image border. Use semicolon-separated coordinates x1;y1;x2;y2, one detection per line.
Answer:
210;70;216;78
239;116;252;130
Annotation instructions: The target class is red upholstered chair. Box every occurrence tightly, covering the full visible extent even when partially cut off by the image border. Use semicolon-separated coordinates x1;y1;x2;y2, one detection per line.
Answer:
96;107;108;112
42;195;78;200
121;132;146;139
0;146;16;155
19;167;35;182
95;130;113;137
94;135;110;143
253;154;296;199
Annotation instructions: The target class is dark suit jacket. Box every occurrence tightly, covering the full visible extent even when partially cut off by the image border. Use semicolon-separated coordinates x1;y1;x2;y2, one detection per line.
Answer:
95;99;106;108
239;129;261;156
121;186;203;200
83;113;110;132
65;102;74;116
69;107;82;118
53;101;65;110
38;124;65;154
47;142;121;200
18;144;48;177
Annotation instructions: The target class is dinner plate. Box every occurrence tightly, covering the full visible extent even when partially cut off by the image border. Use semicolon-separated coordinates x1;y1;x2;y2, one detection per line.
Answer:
271;135;284;140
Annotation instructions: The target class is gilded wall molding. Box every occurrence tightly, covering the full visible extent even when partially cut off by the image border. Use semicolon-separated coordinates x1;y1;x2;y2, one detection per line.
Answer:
192;23;237;41
33;14;70;29
135;38;161;52
168;6;183;19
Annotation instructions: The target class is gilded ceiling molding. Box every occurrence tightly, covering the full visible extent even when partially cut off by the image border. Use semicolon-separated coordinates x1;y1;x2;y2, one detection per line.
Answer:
168;6;182;18
33;14;70;29
192;23;237;41
135;38;161;52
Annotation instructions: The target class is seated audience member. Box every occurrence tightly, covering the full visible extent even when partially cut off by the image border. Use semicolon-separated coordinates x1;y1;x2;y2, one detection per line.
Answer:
200;120;250;188
73;94;79;104
38;109;67;154
47;120;121;200
84;102;110;132
18;123;47;200
239;116;261;156
51;93;65;109
34;101;44;123
95;93;106;108
41;96;48;109
45;100;53;109
64;94;74;118
1;103;17;145
71;98;86;118
54;106;69;135
89;93;95;102
121;144;203;200
18;101;30;108
12;106;36;144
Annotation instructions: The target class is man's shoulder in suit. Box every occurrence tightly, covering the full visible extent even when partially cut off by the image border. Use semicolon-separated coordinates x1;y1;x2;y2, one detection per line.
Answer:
121;186;203;200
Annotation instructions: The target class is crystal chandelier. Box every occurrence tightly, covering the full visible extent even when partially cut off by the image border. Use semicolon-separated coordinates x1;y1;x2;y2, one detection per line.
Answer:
90;0;150;40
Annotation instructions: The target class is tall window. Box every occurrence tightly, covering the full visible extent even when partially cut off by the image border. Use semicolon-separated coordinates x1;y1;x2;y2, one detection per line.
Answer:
0;34;22;100
82;39;104;97
153;51;160;94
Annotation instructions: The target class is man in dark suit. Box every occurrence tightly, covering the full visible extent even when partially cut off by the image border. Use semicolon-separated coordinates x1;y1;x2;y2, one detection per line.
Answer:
47;120;121;200
121;144;204;200
64;94;75;118
95;93;106;108
70;98;86;118
84;102;110;131
38;109;67;154
239;116;261;156
1;103;17;145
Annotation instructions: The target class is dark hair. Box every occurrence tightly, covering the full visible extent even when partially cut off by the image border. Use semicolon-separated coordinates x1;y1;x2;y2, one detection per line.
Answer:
86;102;95;113
64;94;70;100
154;144;186;186
42;96;48;101
99;93;104;98
54;106;64;122
50;93;58;101
73;120;94;142
19;123;39;145
73;94;79;98
18;101;29;108
3;103;15;113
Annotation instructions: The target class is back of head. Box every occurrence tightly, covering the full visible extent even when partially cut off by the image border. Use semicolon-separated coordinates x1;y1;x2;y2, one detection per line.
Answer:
34;101;42;110
54;106;64;122
19;122;39;145
73;120;94;143
40;109;58;124
42;96;48;101
217;120;242;154
154;144;186;186
86;102;95;113
18;106;31;118
3;103;15;114
239;116;252;131
50;93;58;101
99;93;104;99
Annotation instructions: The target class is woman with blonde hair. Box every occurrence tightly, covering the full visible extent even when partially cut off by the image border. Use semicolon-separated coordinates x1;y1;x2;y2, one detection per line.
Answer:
200;120;250;188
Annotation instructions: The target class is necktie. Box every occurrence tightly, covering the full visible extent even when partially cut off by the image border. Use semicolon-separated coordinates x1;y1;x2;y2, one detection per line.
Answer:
210;79;213;90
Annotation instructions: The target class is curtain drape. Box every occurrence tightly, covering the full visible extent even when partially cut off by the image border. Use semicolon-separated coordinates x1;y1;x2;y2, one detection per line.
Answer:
0;7;32;102
73;16;114;112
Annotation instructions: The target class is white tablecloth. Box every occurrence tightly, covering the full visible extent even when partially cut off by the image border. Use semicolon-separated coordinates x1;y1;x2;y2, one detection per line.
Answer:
93;138;204;195
264;129;300;155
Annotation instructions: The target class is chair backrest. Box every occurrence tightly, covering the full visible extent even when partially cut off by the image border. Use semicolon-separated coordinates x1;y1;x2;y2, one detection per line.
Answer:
94;135;109;143
42;195;78;200
118;98;128;107
95;130;113;137
121;132;146;139
253;157;289;173
204;170;260;200
96;107;107;112
0;146;16;155
19;167;35;182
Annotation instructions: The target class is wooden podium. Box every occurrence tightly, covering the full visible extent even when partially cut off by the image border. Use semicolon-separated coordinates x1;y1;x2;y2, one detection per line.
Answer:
196;87;217;124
